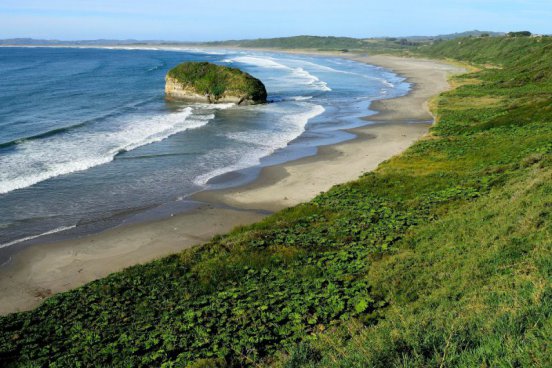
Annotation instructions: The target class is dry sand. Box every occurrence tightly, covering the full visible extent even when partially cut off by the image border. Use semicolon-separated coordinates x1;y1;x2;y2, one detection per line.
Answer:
194;55;464;211
0;54;464;315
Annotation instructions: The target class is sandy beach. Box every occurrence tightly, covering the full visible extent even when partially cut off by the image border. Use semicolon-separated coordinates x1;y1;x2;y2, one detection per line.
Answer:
195;55;464;211
0;54;464;315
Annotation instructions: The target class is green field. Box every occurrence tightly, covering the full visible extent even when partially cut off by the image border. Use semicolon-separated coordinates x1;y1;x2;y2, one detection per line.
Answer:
1;36;551;367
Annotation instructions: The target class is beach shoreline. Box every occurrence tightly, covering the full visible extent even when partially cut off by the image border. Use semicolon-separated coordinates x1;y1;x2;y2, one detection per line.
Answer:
0;52;464;315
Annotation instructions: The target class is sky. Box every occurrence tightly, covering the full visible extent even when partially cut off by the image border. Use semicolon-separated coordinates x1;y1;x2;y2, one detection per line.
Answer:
0;0;550;41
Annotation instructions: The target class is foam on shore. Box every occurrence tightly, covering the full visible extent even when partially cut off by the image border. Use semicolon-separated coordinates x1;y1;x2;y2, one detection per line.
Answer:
0;107;211;194
195;103;325;185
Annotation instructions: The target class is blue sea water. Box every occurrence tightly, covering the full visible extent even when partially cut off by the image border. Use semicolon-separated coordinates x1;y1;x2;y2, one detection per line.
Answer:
0;46;409;261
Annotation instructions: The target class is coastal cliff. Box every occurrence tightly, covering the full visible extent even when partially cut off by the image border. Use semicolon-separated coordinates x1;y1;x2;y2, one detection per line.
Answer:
165;62;267;105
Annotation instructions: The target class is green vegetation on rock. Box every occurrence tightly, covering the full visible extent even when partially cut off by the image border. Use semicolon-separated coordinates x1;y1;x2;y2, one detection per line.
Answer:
1;37;551;367
166;62;267;104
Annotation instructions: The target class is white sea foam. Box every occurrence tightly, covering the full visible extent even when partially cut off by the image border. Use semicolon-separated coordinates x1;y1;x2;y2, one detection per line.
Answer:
195;103;325;185
283;58;395;87
0;107;213;194
292;67;332;91
290;96;313;101
175;48;228;55
286;59;349;74
74;45;229;55
193;102;236;110
224;56;288;69
146;64;164;72
0;225;76;249
224;56;332;92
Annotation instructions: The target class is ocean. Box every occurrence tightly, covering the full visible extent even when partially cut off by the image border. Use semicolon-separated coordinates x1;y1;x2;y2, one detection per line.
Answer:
0;46;409;264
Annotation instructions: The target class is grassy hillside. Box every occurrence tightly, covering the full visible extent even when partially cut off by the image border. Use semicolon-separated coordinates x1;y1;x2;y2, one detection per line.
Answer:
204;32;505;52
208;35;367;49
418;35;552;66
408;30;504;41
1;37;551;367
205;35;413;52
272;36;552;367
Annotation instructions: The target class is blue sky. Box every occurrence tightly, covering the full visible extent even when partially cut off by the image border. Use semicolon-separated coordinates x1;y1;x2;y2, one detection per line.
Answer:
0;0;550;41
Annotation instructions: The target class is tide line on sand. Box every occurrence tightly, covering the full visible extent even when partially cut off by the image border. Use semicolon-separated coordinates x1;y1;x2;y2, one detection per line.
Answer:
0;54;466;315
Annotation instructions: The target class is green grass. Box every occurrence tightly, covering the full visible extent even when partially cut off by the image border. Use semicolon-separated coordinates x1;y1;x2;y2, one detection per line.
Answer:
167;62;267;102
1;37;551;367
271;37;552;367
273;159;552;368
203;33;504;53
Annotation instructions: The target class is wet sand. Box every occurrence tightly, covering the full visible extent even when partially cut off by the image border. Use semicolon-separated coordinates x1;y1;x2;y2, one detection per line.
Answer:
0;54;464;315
195;55;463;211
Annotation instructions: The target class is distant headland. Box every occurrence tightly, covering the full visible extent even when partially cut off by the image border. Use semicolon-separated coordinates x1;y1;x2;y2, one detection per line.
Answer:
165;62;267;105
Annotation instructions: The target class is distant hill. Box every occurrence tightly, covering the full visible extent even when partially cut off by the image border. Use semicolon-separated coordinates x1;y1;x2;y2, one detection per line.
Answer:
0;31;505;50
404;30;505;41
5;31;539;54
206;35;367;49
0;35;407;52
205;35;414;52
206;31;505;51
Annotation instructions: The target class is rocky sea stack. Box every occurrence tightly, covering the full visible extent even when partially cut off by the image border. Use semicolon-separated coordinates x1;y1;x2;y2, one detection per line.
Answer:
165;62;268;105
